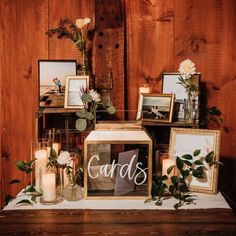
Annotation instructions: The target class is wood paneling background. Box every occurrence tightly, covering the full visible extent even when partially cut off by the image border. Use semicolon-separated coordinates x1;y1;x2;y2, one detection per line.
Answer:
0;0;236;208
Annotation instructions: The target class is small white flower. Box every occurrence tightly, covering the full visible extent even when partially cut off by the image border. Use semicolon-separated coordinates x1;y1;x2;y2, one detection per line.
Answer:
178;59;196;79
76;18;85;29
57;151;72;165
84;17;91;25
89;89;101;102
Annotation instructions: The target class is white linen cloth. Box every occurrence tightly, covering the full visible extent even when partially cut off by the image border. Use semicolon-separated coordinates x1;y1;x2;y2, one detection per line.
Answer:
3;191;230;210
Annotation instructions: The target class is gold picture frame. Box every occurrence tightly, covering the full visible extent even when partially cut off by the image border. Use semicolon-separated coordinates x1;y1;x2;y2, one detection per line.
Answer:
137;93;175;123
169;128;221;194
83;123;153;199
64;75;89;108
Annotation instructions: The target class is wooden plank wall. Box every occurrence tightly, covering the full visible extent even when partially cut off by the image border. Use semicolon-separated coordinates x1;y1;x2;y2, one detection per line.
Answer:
0;0;49;207
125;0;236;205
126;0;236;157
0;0;236;207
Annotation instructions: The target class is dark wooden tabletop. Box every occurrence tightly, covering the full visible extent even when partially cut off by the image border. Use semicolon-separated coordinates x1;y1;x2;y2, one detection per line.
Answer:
1;208;236;235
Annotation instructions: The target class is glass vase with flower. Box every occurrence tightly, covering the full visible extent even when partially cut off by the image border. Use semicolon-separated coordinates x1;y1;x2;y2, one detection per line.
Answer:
63;152;84;201
178;59;199;123
75;89;116;132
46;17;91;76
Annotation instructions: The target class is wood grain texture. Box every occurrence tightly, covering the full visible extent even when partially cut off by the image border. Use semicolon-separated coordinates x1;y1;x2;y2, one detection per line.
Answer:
94;0;125;117
125;0;175;118
0;0;48;207
0;209;236;235
48;0;95;61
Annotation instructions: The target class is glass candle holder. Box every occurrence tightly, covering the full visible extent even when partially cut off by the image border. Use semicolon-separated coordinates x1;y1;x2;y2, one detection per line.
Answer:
40;166;64;204
32;141;49;192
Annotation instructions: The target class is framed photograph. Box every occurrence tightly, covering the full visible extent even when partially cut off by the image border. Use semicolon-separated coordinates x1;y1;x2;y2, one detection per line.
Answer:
169;128;221;194
64;75;89;108
137;94;175;123
162;73;200;121
38;60;77;108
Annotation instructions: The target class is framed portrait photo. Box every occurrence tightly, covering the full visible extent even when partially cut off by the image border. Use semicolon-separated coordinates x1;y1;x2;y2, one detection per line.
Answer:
137;94;175;123
38;60;77;108
169;128;221;194
162;72;200;122
64;75;89;108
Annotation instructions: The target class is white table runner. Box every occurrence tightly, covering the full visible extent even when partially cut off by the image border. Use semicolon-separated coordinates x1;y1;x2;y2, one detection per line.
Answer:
3;192;230;210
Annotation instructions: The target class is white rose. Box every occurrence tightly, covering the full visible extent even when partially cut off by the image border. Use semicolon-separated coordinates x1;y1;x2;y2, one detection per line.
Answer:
84;17;91;25
178;59;196;79
76;19;85;29
57;151;72;165
89;89;101;102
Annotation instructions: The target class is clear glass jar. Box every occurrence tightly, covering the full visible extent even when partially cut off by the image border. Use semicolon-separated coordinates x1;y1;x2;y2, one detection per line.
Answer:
63;183;83;201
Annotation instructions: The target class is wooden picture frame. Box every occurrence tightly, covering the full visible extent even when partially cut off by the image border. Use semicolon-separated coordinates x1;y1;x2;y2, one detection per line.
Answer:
137;94;175;123
169;128;221;194
38;60;77;108
64;75;89;108
162;72;200;121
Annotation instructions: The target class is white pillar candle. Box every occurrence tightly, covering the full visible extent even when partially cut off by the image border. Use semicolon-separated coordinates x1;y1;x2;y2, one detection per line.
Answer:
35;149;48;191
162;159;175;176
139;86;150;94
42;172;56;201
52;142;60;156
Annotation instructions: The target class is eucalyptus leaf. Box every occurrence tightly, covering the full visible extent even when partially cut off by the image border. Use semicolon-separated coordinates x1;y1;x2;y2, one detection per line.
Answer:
9;179;21;185
167;165;175;175
176;157;184;170
181;154;193;160
183;160;192;166
144;197;157;204
107;105;116;115
15;161;26;171
171;176;179;184
31;196;37;203
155;200;163;206
151;181;158;197
160;175;168;181
15;199;33;206
174;202;181;210
76;108;87;118
76;119;87;131
169;184;174;194
50;147;57;159
193;149;201;157
205;151;214;163
85;111;94;120
81;93;92;103
5;194;14;205
25;167;33;174
195;160;204;165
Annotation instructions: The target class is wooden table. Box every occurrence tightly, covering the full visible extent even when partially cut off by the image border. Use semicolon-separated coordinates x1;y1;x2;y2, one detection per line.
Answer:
1;209;236;235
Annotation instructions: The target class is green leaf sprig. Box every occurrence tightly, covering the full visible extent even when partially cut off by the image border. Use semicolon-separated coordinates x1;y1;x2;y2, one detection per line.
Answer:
146;149;224;210
76;90;116;131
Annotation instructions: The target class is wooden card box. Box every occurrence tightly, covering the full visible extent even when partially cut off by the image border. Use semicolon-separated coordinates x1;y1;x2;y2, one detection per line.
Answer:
84;123;152;199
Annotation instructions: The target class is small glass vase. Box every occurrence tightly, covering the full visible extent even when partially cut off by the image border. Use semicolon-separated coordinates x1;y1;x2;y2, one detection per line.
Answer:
63;183;83;201
184;90;194;123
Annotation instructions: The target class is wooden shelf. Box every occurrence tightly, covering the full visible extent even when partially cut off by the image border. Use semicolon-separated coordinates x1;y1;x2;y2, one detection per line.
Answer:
142;121;199;128
38;108;79;114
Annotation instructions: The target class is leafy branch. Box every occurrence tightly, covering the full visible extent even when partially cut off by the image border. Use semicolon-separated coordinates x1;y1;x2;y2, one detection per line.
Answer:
146;149;224;209
5;159;42;206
